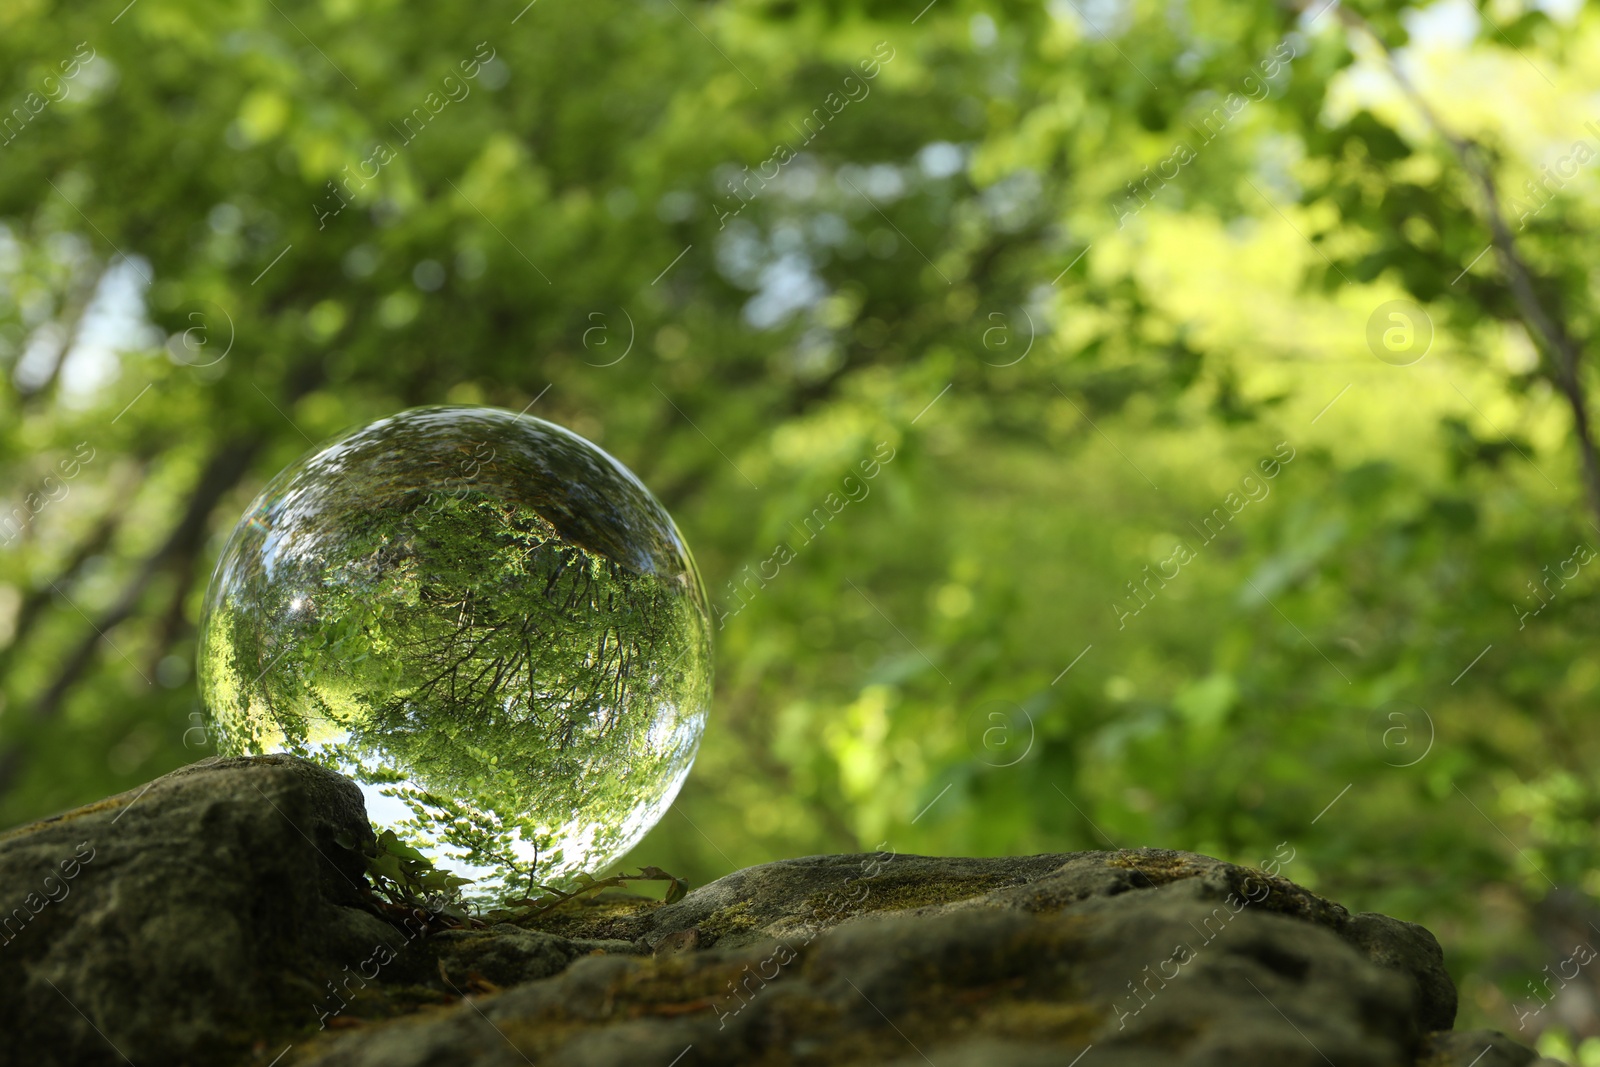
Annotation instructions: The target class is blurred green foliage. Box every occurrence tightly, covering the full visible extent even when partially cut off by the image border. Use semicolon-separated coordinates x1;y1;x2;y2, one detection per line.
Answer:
2;0;1599;1038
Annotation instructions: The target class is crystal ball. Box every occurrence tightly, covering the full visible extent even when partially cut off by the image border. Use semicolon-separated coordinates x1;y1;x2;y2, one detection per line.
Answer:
196;405;712;900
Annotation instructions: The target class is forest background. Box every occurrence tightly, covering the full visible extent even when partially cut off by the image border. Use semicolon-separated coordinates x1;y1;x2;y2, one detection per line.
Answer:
2;0;1598;1050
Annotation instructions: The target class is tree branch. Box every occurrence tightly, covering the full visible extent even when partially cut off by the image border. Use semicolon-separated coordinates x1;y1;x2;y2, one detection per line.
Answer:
0;464;143;666
0;436;262;798
1340;9;1600;526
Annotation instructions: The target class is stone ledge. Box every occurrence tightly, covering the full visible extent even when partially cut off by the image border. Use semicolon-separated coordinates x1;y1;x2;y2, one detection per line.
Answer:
0;756;1561;1067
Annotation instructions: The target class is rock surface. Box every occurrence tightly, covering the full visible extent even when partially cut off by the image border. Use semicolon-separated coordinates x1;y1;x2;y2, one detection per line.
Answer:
0;756;1562;1066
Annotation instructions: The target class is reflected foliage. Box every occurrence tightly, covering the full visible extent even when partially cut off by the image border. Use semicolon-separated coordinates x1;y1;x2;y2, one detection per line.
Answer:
199;407;712;896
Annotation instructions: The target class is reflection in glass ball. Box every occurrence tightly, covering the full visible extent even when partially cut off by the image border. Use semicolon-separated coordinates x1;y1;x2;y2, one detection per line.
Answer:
197;406;712;900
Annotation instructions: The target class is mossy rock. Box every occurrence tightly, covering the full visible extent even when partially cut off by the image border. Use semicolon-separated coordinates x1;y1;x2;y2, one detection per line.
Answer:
0;756;1563;1067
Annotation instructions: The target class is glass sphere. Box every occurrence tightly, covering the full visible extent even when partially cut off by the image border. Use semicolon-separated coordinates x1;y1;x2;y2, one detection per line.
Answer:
197;406;712;900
